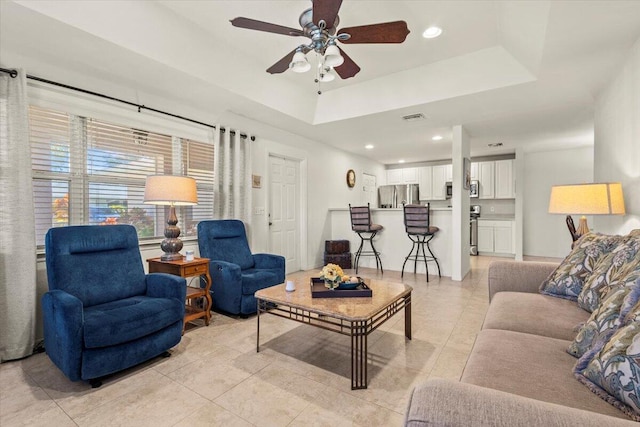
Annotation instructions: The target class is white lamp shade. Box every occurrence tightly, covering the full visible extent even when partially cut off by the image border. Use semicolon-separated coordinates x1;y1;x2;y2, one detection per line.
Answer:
548;182;625;215
319;68;336;82
324;44;344;67
144;175;198;206
290;51;311;73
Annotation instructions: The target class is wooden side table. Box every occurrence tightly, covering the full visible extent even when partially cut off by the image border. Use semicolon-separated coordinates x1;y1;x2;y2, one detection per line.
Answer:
147;257;212;332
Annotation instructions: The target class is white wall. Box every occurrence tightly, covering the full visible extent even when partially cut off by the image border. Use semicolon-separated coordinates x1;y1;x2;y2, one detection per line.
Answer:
593;36;640;234
219;112;387;270
523;146;594;258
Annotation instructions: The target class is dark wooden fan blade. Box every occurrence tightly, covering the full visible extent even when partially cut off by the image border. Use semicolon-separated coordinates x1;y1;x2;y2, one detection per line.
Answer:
230;17;305;37
338;21;410;44
313;0;343;28
334;47;361;79
266;48;298;74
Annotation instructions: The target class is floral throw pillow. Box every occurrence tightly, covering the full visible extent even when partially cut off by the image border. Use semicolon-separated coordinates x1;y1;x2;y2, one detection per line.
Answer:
540;233;621;300
577;234;640;312
568;284;636;358
574;279;640;421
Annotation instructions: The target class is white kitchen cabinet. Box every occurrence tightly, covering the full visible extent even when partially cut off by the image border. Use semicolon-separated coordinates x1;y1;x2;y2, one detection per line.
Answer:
387;169;402;185
432;165;448;200
444;164;453;182
470;162;479;180
387;167;418;185
494;221;514;253
477;219;515;256
477;161;495;199
494;159;515;199
402;167;419;184
418;166;433;200
477;224;494;253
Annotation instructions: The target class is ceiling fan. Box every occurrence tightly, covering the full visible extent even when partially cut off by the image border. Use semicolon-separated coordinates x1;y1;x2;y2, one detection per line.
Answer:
230;0;410;83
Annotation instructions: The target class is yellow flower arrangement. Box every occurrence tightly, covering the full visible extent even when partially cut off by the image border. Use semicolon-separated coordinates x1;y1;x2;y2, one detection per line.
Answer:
320;263;344;290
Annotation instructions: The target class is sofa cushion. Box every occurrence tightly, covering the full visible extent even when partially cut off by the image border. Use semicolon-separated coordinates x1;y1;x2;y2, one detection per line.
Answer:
405;379;638;427
84;296;184;348
574;283;640;421
540;233;621;301
461;329;628;419
568;281;639;358
578;232;640;312
482;292;590;341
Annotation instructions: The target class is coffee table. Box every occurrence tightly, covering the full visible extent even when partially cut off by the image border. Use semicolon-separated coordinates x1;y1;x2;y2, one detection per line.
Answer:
255;277;412;390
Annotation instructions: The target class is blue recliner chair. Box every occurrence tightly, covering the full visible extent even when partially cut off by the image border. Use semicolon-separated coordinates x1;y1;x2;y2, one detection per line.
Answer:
43;225;186;387
197;220;285;315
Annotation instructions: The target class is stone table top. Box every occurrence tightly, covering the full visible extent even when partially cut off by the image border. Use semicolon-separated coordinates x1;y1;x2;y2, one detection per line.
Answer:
255;276;412;321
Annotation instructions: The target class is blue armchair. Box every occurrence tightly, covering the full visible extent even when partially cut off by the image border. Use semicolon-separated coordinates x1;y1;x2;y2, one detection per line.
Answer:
197;220;285;315
43;225;186;386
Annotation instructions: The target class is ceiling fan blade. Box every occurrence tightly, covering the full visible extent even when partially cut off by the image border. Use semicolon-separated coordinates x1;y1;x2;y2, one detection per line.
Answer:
313;0;343;28
338;21;410;44
266;48;298;74
230;17;305;37
334;47;361;79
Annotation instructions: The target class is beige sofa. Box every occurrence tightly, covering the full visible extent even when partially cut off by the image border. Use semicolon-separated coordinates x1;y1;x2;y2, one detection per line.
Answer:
404;260;638;426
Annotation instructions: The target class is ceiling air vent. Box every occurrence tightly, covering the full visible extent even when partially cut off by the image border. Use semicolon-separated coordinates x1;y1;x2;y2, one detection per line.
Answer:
402;113;426;122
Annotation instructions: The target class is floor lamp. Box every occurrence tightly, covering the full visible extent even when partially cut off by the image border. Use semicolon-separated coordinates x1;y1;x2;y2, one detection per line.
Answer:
548;182;625;243
144;175;198;260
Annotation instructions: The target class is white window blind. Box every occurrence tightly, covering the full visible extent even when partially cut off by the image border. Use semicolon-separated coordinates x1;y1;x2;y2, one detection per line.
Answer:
29;105;215;246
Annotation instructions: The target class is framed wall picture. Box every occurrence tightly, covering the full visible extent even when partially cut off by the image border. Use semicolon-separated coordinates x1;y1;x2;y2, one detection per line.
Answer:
346;169;356;188
252;174;261;188
463;158;471;190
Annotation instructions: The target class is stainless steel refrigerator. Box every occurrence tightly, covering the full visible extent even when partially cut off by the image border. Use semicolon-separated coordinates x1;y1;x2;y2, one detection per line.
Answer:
378;184;420;208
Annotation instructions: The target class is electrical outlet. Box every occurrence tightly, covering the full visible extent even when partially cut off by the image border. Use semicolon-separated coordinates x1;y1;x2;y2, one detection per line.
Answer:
490;206;495;212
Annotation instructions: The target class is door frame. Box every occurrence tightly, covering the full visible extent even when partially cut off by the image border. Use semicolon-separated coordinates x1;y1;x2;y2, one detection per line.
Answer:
267;151;308;272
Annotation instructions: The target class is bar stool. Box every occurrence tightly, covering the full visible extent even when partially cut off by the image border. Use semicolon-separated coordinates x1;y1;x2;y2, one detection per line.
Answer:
349;203;383;274
402;203;441;282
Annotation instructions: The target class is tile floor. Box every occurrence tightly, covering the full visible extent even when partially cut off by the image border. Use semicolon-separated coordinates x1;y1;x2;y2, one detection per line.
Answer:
1;256;515;426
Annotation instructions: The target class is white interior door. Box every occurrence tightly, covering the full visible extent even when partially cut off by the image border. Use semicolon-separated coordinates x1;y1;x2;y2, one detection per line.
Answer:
362;173;377;207
269;156;300;273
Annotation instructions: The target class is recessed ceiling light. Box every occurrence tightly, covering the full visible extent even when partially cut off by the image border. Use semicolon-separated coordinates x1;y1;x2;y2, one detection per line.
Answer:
365;144;374;149
398;160;405;164
432;135;443;141
422;26;442;39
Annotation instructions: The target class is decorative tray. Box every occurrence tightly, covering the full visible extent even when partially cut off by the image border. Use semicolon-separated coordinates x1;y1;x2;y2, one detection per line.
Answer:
310;277;372;298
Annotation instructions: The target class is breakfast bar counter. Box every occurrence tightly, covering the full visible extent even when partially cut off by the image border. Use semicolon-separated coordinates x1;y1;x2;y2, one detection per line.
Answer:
328;207;452;278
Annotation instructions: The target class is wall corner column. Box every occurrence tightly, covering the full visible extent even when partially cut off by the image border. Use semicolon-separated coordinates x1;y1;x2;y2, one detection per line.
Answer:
451;125;470;281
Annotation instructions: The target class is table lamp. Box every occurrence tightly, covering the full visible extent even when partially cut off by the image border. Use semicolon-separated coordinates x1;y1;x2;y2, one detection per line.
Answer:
144;175;198;260
548;182;625;241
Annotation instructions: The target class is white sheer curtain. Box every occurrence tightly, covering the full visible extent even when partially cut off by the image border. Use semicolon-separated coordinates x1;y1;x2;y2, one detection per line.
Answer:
210;127;252;225
0;69;36;362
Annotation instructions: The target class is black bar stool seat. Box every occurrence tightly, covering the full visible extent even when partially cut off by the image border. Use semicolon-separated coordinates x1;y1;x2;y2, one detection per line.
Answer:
402;203;441;282
349;203;383;274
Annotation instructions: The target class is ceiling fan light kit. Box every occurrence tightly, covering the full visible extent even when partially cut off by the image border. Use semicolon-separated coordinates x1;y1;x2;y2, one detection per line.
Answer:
230;0;410;93
290;50;312;73
322;44;344;67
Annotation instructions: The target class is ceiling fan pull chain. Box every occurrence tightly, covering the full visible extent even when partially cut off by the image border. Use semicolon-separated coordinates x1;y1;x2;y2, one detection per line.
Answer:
315;52;323;95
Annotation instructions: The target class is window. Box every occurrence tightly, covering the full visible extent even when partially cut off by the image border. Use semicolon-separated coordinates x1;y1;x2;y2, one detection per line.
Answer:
29;105;215;247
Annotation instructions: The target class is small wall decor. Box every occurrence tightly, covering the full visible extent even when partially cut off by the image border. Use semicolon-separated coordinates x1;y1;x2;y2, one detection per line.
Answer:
463;158;471;190
346;169;356;188
252;174;262;188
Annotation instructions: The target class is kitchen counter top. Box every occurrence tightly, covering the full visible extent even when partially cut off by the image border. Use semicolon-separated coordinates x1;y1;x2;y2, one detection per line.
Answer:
328;208;452;277
477;215;515;221
329;207;453;212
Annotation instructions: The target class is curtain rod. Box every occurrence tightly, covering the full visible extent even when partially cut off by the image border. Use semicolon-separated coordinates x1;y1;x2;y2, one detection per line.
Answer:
0;67;254;141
